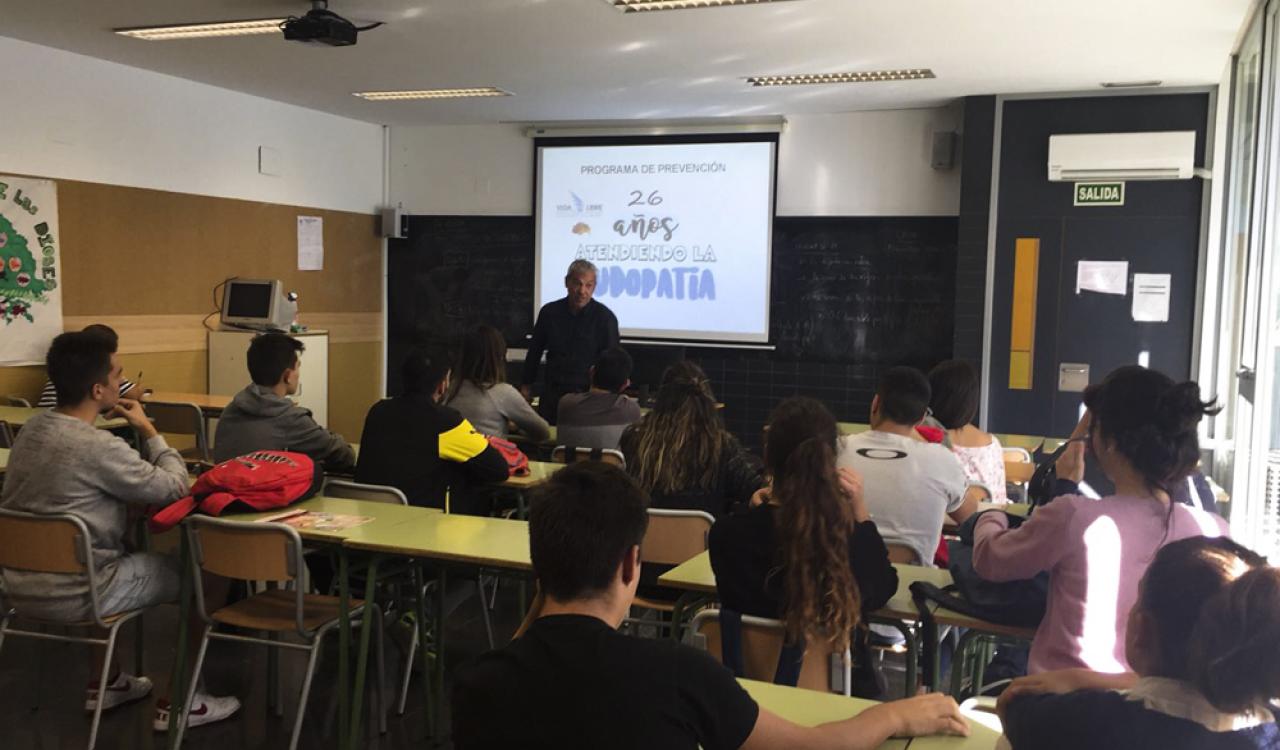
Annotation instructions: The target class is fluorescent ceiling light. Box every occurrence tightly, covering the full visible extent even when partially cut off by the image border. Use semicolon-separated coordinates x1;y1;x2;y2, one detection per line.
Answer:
746;69;936;86
114;19;286;41
1100;80;1162;88
353;88;512;101
608;0;802;11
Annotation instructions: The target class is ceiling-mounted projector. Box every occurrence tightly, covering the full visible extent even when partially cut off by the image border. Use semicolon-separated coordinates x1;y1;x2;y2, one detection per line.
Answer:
281;0;381;47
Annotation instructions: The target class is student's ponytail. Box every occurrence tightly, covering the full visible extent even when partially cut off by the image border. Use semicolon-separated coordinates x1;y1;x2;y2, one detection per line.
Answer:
766;398;861;653
1189;566;1280;713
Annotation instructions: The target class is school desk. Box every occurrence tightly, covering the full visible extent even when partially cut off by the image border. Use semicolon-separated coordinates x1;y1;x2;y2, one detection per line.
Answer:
143;391;232;416
0;405;127;430
503;459;561;489
0;448;8;475
739;679;910;749
906;704;1003;749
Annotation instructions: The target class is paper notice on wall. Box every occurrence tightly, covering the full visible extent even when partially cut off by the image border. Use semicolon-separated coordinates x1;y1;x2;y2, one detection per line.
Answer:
1132;273;1172;323
1076;260;1128;295
297;215;323;271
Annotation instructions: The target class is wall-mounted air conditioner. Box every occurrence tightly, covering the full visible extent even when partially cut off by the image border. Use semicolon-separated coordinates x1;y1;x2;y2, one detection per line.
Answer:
1047;131;1197;182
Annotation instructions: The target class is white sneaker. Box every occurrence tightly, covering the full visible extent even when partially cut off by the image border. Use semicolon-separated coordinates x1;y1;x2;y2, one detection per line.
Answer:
85;673;153;712
153;693;241;732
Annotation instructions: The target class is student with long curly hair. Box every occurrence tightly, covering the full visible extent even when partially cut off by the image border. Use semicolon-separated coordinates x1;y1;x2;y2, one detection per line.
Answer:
709;397;898;660
619;361;762;518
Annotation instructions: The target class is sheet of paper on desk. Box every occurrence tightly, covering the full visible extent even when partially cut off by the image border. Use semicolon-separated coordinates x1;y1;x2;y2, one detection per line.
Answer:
1132;273;1171;322
1076;260;1128;295
282;512;373;531
297;215;324;271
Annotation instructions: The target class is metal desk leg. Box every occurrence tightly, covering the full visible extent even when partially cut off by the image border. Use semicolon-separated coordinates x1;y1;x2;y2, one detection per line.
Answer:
950;630;981;698
413;565;434;735
432;567;447;743
166;532;193;750
338;549;351;749
349;556;381;749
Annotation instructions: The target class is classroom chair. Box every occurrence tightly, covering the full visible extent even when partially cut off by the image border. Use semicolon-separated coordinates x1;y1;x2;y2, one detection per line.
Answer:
176;516;387;750
1003;446;1034;502
626;508;715;640
690;609;853;696
3;395;31;407
550;445;626;468
145;401;211;465
322;479;409;506
0;509;152;750
886;544;921;565
0;420;13;449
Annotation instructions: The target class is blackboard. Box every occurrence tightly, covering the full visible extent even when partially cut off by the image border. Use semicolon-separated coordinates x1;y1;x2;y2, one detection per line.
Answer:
387;215;957;380
770;217;957;364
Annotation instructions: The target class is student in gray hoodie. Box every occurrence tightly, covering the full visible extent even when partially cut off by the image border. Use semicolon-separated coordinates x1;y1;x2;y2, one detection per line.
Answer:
214;333;356;472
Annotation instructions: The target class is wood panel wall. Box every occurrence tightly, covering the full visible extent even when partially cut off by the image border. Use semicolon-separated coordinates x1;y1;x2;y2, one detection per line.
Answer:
0;175;383;440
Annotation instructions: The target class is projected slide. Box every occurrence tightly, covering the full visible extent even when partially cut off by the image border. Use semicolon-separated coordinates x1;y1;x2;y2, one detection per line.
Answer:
536;140;775;343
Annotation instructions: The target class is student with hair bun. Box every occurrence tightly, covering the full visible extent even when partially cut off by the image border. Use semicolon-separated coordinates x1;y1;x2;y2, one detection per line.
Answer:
996;536;1280;749
972;365;1230;674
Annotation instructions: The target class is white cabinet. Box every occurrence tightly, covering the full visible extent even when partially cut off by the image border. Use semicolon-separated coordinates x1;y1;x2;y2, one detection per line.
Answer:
207;329;330;427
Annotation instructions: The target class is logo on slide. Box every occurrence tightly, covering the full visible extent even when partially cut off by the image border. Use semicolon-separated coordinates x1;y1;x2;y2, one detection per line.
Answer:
571;222;591;235
555;191;602;218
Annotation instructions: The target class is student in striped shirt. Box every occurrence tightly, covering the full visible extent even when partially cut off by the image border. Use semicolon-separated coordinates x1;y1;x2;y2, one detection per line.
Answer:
36;324;138;407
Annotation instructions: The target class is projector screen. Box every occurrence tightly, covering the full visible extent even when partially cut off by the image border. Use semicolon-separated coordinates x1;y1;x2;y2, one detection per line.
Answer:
535;137;777;344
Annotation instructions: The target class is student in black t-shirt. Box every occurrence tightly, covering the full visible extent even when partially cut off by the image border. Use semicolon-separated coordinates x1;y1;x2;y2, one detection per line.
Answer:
356;346;509;513
709;397;899;696
996;536;1280;750
452;461;968;750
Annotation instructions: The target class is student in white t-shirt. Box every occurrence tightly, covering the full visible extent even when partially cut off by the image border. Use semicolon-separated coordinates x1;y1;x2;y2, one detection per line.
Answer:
836;366;977;566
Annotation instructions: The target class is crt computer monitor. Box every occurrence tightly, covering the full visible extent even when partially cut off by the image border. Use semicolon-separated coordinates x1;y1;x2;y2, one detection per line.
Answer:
220;279;295;331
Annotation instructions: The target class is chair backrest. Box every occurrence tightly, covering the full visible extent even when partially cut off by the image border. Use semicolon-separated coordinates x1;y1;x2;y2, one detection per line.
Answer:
641;509;714;566
145;402;209;462
185;516;309;634
550;445;625;468
323;478;409;505
691;609;851;695
1003;447;1033;464
3;396;31;408
0;420;13;450
0;508;114;625
886;543;920;565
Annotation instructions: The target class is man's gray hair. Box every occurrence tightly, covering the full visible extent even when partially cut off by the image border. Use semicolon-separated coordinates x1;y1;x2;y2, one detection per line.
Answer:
566;259;598;280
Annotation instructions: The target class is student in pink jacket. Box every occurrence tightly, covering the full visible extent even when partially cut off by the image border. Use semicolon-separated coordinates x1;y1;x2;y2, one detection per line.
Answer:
972;366;1229;675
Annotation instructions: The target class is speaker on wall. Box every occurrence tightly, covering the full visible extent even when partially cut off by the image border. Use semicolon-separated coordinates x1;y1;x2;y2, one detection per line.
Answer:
381;206;404;238
931;131;958;171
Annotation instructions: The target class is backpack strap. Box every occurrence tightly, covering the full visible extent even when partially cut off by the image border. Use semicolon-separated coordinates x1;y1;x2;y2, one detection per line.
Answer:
773;641;806;688
147;495;199;534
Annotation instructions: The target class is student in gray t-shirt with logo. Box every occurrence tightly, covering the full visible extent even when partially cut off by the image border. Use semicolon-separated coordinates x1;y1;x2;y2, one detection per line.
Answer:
556;347;642;452
837;367;977;567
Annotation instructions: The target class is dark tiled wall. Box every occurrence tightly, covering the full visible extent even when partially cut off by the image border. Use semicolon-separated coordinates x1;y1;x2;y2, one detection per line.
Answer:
954;96;996;367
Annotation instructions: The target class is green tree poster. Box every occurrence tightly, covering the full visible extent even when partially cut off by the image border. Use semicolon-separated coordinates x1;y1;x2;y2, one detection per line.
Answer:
0;176;63;365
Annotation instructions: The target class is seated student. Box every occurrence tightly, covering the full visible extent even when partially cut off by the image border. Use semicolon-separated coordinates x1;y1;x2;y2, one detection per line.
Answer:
35;324;139;408
357;346;509;513
709;397;898;694
972;366;1230;675
836;366;976;566
446;325;550;442
214;333;355;471
995;536;1278;750
928;360;1008;502
0;331;238;729
555;346;642;451
620;361;762;519
452;461;968;750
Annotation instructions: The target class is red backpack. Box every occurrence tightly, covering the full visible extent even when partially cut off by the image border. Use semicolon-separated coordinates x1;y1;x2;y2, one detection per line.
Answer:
486;435;530;477
148;451;323;533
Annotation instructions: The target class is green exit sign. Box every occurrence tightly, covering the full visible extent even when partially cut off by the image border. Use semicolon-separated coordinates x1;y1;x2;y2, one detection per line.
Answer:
1074;182;1125;206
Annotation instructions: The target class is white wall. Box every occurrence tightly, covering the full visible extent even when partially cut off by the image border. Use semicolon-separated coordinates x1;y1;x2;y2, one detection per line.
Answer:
389;107;962;217
0;36;383;213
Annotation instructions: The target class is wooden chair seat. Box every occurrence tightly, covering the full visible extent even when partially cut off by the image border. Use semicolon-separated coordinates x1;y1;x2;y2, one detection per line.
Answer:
632;595;678;613
17;608;141;628
210;589;363;632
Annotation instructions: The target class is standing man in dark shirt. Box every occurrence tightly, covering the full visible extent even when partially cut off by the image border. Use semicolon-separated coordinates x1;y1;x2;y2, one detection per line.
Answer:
452;461;968;750
522;259;620;424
